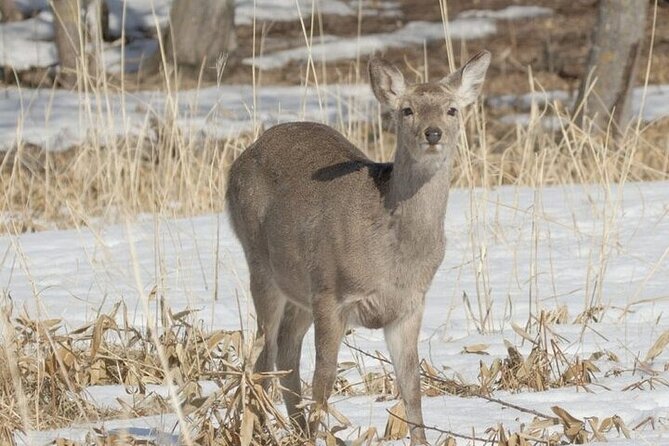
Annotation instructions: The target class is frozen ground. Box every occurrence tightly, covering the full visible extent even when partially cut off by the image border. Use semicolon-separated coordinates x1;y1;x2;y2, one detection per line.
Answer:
0;2;545;72
488;84;669;126
2;81;669;152
4;180;669;444
0;83;374;150
244;5;554;69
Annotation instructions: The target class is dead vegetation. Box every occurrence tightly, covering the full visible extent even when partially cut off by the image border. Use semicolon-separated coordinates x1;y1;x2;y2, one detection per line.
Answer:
1;295;659;445
1;97;668;235
1;2;668;445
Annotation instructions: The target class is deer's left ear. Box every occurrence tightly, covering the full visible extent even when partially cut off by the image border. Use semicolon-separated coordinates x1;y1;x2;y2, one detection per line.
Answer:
369;58;406;109
441;50;491;107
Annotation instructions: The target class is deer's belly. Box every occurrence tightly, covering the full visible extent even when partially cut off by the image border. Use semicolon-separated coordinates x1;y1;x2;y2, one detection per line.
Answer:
345;291;414;329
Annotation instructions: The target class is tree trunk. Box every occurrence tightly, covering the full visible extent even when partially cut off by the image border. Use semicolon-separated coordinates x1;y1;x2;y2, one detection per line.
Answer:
151;0;237;78
0;0;22;22
52;0;84;87
86;0;112;43
574;0;648;131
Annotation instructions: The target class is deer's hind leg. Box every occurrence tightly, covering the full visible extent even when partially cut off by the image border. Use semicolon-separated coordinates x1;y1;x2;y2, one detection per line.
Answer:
250;267;286;380
310;294;347;435
276;302;313;433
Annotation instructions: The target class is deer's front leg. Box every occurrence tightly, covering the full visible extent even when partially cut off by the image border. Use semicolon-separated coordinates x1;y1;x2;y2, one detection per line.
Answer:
384;304;427;445
310;295;346;436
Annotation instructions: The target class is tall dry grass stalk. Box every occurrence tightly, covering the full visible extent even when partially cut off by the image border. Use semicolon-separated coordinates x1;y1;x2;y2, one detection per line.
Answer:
2;79;667;234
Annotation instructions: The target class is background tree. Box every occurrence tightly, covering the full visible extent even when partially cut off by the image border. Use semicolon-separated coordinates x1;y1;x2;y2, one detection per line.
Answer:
0;0;22;22
150;0;237;78
52;0;110;87
52;0;83;87
574;0;648;132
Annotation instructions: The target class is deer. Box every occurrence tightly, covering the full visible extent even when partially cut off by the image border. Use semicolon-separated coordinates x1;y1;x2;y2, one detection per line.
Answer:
226;50;491;445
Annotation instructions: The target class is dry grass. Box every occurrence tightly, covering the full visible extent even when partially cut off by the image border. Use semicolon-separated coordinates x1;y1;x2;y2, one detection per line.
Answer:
1;89;667;235
1;2;668;445
1;298;651;446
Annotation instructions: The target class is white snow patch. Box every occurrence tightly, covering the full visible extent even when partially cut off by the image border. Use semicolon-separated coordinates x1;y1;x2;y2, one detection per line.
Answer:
3;82;668;152
0;11;57;71
245;18;496;70
0;83;374;150
458;5;553;20
1;0;401;72
83;381;219;410
235;0;354;25
489;84;669;125
3;181;669;444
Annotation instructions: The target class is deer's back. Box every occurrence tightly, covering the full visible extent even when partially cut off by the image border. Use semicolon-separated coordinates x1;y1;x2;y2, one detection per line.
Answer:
227;122;394;306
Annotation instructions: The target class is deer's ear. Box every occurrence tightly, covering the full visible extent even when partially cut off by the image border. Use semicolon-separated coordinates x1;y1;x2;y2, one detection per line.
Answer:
369;58;405;109
441;50;491;107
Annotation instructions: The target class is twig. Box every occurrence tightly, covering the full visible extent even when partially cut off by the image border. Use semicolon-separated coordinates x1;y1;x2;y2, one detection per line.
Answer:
476;394;558;422
343;339;558;422
385;409;489;443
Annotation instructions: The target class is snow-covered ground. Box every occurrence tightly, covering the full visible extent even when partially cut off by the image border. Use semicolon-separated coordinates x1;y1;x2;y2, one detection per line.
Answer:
0;2;548;72
0;83;374;150
3;81;669;152
4;181;669;444
488;84;669;126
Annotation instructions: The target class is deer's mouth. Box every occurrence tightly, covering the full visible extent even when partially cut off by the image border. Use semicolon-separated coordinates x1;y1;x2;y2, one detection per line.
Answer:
420;143;444;154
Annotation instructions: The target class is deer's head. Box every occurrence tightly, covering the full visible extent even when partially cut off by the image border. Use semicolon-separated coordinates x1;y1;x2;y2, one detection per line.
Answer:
369;51;491;171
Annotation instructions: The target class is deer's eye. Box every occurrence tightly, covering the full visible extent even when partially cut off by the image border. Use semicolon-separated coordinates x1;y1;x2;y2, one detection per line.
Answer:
447;107;457;116
401;107;414;117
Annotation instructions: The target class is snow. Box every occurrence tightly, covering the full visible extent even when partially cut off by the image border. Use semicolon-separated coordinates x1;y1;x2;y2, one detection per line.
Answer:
245;18;496;70
245;5;557;70
459;5;553;20
0;83;374;150
3;81;668;152
1;0;367;71
489;84;669;126
235;0;355;25
486;84;669;129
0;11;57;71
5;180;669;444
0;2;551;72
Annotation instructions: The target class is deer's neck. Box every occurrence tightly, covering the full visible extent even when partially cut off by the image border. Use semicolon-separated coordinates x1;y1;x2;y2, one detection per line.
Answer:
385;144;454;256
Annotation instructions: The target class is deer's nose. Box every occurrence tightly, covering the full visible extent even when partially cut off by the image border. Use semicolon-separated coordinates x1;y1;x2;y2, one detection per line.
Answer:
424;127;442;145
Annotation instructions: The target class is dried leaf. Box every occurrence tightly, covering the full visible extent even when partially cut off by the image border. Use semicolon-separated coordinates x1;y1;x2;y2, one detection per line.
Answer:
511;322;535;343
599;417;613;432
351;427;377;446
552;406;588;443
612;415;631;438
325;431;339;446
91;315;117;359
239;406;256;446
384;401;408;441
328;403;352;427
644;331;669;362
551;405;582;426
588;417;606;441
463;344;489;354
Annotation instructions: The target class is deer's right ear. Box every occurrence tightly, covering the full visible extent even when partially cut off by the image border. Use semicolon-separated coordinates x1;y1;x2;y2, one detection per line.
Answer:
441;50;491;107
369;58;405;109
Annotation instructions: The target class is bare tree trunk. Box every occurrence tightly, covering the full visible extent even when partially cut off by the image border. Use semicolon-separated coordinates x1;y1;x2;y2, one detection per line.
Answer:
86;0;111;43
150;0;237;78
0;0;22;22
52;0;110;87
52;0;84;87
574;0;648;131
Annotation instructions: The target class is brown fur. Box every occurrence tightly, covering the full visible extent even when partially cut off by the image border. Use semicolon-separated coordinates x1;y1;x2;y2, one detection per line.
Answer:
226;51;491;445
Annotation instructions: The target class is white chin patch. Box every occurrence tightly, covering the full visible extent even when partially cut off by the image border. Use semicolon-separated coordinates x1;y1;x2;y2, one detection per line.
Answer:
421;143;444;153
